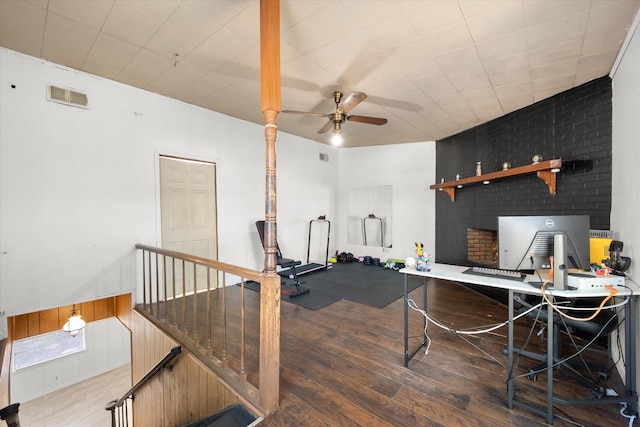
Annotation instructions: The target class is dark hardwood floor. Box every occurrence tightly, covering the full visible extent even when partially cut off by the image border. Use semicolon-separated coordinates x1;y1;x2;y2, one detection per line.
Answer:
154;274;630;426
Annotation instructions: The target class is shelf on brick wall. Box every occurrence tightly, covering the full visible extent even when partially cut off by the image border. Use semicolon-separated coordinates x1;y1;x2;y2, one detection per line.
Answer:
430;158;562;202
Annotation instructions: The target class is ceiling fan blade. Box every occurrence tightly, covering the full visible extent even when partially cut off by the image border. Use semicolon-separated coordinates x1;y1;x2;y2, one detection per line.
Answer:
338;92;366;113
347;115;388;126
317;121;333;134
281;110;326;118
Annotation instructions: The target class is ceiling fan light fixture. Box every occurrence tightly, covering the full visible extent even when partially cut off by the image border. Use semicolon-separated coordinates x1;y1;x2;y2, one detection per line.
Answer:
331;122;343;145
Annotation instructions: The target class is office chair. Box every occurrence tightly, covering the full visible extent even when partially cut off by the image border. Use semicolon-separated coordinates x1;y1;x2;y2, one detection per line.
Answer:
513;292;618;394
255;220;309;298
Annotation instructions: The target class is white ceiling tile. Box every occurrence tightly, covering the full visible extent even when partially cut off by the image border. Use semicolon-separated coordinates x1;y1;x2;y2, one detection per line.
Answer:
489;68;532;88
527;38;582;69
464;1;525;43
82;33;139;78
181;28;253;73
223;9;260;46
183;0;251;28
530;57;580;81
340;0;401;27
2;0;639;147
398;1;466;36
420;22;475;55
475;30;528;62
48;0;114;29
587;1;640;34
523;0;591;28
117;49;173;88
145;63;206;98
166;3;220;37
101;1;168;47
582;28;631;57
526;12;589;51
24;0;48;8
124;0;181;20
454;76;493;94
483;52;530;76
494;82;534;107
179;73;232;104
41;13;98;69
362;13;419;51
281;20;328;54
144;22;207;60
435;46;482;71
304;2;362;41
577;51;618;73
0;0;46;57
575;66;612;86
532;74;576;97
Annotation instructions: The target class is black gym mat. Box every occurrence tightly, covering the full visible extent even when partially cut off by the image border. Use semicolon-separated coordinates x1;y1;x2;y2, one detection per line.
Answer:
245;262;423;310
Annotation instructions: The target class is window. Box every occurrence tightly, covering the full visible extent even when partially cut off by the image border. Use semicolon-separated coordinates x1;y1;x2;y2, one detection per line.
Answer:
13;329;85;370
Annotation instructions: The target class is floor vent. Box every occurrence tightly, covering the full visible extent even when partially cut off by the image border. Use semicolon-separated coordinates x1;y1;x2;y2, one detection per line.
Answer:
47;85;90;109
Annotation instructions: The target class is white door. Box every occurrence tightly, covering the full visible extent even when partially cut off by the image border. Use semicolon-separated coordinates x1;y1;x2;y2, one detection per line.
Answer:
160;156;217;296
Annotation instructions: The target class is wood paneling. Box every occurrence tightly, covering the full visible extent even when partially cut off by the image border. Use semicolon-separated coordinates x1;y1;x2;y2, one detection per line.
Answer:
38;308;58;334
8;295;128;340
129;310;239;426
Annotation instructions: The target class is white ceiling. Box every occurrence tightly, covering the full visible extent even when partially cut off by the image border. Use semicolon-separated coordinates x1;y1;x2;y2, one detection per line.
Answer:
1;0;639;148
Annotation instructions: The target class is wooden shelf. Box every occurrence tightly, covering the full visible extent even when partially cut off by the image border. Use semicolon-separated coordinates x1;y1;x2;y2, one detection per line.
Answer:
430;158;562;202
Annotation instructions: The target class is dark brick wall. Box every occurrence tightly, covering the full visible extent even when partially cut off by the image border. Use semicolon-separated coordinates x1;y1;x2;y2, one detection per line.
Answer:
434;76;612;266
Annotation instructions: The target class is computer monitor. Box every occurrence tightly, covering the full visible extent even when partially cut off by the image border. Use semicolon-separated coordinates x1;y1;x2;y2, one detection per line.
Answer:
497;215;591;281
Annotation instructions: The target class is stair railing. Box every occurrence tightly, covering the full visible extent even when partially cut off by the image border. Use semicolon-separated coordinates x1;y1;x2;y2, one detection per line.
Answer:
134;243;281;416
105;346;182;427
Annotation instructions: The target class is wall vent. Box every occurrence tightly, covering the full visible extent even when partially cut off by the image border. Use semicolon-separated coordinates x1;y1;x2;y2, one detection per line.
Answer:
46;85;90;109
319;153;329;162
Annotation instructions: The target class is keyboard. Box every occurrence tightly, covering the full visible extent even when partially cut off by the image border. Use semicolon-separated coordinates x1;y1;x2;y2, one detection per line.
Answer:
465;266;526;281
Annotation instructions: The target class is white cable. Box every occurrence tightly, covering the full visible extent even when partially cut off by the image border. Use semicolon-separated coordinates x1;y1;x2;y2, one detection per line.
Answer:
406;298;546;335
620;402;637;427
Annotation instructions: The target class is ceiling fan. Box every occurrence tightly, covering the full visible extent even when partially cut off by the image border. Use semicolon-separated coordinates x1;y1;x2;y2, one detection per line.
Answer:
282;91;388;142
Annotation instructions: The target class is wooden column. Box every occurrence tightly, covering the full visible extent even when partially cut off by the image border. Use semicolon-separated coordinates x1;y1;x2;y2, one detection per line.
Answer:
259;0;281;415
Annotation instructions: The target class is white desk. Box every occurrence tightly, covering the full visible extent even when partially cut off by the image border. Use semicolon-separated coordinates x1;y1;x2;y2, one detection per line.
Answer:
400;263;639;425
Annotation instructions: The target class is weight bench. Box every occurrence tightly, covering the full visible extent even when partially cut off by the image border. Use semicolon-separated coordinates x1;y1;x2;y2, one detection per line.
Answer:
255;220;309;298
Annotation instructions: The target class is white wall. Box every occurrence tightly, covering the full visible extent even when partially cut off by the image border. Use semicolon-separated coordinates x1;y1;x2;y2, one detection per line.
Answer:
611;12;640;387
10;317;131;402
0;48;340;324
611;13;639;280
0;48;438;402
338;143;436;262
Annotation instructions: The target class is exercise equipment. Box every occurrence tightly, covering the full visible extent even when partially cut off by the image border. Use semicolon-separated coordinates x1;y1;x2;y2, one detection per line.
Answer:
363;213;384;246
307;215;331;270
255;220;309;298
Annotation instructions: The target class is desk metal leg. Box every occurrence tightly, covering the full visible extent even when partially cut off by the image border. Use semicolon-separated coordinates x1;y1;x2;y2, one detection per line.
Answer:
507;290;514;409
547;302;554;424
404;274;428;367
625;295;638;415
404;273;409;366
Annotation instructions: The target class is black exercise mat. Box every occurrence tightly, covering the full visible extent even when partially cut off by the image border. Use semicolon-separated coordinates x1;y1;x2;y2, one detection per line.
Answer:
244;262;423;310
244;280;341;310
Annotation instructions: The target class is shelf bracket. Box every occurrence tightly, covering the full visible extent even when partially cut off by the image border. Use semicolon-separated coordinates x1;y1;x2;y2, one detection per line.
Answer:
536;170;557;195
443;187;455;202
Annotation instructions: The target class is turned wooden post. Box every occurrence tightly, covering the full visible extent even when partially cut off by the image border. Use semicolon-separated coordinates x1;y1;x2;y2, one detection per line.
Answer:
259;0;281;415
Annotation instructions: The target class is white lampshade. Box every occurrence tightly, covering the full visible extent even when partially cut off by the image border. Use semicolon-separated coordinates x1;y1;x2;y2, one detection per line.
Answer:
63;305;85;337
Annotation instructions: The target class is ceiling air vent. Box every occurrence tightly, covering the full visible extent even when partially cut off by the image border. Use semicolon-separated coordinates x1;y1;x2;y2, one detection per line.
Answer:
46;85;90;109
